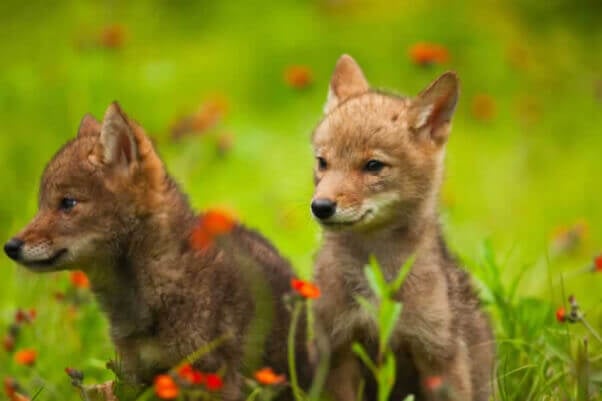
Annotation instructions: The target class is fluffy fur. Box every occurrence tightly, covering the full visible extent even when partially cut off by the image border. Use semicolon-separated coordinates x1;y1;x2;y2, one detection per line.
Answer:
310;55;494;401
5;103;309;400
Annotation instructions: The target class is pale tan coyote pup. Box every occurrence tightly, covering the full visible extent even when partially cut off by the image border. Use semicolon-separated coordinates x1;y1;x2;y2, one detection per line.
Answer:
310;55;494;401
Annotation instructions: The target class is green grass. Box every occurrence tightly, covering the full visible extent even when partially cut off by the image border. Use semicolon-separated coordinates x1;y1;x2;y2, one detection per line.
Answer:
1;1;601;400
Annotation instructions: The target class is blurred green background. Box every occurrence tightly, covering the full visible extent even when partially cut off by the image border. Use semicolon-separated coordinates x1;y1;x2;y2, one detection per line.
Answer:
1;1;601;399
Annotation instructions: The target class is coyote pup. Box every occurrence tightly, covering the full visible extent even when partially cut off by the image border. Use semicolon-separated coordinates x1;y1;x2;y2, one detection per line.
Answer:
4;103;306;400
310;55;494;401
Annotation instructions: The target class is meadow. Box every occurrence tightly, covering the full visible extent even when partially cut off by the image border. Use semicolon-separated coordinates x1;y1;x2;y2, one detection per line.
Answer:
1;1;601;400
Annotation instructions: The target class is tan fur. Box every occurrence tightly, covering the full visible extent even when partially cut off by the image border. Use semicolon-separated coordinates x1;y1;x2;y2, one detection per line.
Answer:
311;55;494;401
6;103;310;400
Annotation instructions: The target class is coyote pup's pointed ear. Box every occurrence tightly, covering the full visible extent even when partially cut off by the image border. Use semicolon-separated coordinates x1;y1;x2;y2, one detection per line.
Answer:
409;72;459;145
324;54;369;113
77;114;101;138
95;102;138;167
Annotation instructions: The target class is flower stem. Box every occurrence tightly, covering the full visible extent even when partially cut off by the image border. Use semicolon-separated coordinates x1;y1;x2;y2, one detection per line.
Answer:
288;300;304;401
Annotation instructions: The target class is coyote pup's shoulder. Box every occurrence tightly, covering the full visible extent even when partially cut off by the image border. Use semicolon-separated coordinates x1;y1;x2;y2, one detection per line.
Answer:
310;55;494;401
5;103;308;401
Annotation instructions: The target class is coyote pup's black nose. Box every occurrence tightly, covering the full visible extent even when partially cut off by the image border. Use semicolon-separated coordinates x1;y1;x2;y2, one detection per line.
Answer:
311;199;336;220
4;238;23;261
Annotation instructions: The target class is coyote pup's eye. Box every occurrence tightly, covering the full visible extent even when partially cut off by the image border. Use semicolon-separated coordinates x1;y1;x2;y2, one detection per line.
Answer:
363;160;385;173
317;157;327;171
59;197;77;212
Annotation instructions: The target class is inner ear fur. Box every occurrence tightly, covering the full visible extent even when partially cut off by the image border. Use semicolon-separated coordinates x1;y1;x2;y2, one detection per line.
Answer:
96;102;138;167
409;71;459;145
324;54;370;113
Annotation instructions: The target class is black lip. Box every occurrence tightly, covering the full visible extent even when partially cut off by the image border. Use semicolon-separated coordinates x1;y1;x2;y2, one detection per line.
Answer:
24;249;68;269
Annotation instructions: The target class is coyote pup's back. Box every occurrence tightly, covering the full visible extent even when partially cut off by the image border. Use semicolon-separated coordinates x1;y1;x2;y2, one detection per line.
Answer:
310;55;494;401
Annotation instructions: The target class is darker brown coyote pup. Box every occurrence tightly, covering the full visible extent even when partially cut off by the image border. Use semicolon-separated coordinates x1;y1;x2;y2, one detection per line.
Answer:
310;55;494;401
4;103;309;401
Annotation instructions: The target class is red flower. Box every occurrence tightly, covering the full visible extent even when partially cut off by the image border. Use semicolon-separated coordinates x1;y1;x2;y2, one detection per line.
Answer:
556;307;566;323
53;292;66;301
177;364;205;385
65;367;84;381
284;65;313;89
409;43;450;66
254;367;286;385
3;377;19;400
15;309;36;324
190;210;236;250
594;254;602;272
204;373;224;391
14;349;36;366
423;375;444;391
70;271;90;289
154;374;179;400
291;278;321;299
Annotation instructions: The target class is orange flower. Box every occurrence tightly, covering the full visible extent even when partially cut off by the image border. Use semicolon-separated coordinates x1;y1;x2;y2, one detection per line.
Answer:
171;94;229;140
550;220;589;255
291;278;321;299
177;363;205;385
14;349;36;366
423;375;444;391
216;132;234;157
190;209;236;250
471;94;496;122
192;96;229;132
284;65;313;89
409;43;450;66
594;255;602;272
70;271;90;289
203;210;236;235
204;373;223;391
99;24;127;50
154;374;179;399
254;367;286;385
555;307;566;323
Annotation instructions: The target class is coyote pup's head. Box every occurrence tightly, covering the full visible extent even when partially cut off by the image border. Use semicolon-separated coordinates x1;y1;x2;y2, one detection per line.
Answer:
311;55;459;232
4;103;166;272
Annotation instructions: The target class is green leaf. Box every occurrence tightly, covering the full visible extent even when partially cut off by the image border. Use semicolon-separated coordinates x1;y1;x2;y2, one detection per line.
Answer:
365;255;387;298
402;396;415;401
391;254;415;293
378;351;396;401
378;301;402;352
356;295;378;316
352;342;377;376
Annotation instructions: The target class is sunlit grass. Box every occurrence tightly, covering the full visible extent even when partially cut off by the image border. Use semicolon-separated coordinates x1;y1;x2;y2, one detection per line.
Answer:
1;1;601;400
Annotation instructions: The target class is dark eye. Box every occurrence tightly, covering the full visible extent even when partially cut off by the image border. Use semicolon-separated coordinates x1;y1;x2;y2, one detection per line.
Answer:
363;160;386;173
59;197;77;212
317;157;327;171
